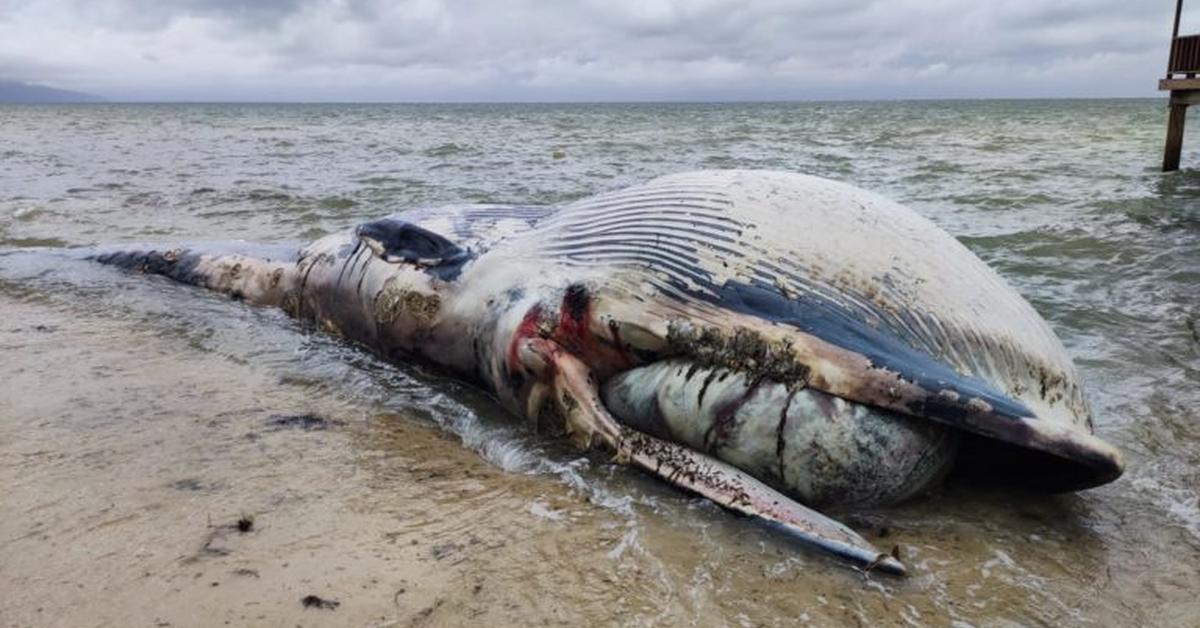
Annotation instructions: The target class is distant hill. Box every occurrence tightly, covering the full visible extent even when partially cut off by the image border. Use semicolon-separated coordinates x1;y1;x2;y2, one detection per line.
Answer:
0;80;104;103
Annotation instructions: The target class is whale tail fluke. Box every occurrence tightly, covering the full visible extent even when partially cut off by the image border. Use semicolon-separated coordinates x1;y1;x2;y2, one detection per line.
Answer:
89;242;301;308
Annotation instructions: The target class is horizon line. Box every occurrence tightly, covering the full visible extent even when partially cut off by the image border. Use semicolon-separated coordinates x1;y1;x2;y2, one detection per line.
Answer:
0;95;1168;106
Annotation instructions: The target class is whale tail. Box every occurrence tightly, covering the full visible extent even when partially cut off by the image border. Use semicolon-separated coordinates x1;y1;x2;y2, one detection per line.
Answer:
89;243;301;308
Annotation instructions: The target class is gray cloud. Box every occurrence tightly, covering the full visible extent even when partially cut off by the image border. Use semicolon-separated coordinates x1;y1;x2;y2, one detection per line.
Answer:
0;0;1179;101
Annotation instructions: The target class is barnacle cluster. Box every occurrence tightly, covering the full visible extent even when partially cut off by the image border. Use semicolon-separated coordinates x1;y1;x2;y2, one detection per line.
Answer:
665;322;810;389
374;276;441;324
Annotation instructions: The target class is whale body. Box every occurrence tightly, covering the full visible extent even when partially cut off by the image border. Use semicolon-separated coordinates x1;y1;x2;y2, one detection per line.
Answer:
91;170;1124;574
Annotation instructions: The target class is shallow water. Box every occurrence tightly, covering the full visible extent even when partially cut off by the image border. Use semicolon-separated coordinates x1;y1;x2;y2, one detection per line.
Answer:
1;100;1198;626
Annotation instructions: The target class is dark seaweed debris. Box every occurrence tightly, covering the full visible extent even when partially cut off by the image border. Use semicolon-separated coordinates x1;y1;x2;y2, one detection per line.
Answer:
301;595;340;610
169;478;205;491
265;413;343;431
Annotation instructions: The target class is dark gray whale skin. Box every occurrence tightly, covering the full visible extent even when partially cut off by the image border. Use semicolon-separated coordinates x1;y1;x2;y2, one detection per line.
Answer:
89;170;1124;575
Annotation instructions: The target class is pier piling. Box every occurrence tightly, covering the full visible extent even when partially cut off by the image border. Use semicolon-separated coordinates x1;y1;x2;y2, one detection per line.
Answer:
1161;0;1198;171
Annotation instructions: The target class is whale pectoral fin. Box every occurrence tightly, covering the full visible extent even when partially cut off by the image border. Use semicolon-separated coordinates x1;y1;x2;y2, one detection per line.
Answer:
355;218;470;271
517;337;905;575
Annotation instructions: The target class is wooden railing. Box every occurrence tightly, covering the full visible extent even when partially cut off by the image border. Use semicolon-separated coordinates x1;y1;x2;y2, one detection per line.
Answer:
1169;34;1200;76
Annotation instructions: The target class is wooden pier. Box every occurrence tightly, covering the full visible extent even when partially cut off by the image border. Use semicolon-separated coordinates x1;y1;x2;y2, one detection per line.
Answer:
1161;0;1200;170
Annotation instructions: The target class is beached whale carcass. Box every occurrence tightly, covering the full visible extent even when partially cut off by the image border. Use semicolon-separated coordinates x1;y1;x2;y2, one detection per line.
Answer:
91;170;1124;574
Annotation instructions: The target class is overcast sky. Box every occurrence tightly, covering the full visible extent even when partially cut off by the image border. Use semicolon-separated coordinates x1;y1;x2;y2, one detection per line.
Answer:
0;0;1185;101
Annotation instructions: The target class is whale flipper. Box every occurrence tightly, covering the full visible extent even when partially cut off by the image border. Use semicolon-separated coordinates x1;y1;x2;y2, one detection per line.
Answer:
516;335;905;575
355;218;468;266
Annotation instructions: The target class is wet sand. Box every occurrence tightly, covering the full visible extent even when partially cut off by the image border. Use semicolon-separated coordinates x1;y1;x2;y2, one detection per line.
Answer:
0;295;670;627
